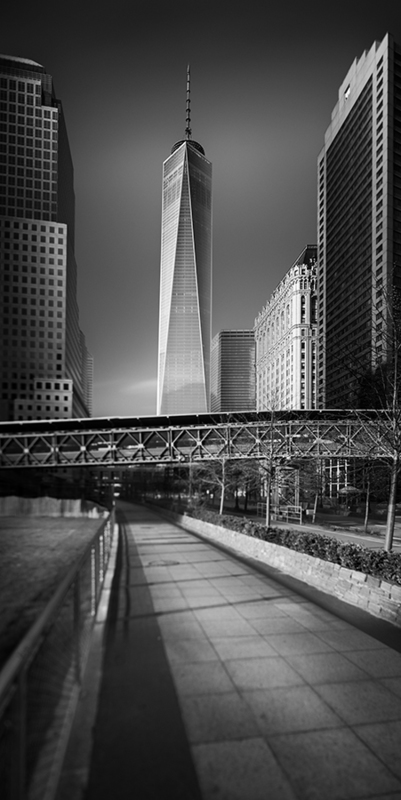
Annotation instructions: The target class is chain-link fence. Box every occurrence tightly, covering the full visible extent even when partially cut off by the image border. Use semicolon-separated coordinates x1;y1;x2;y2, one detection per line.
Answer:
0;511;115;800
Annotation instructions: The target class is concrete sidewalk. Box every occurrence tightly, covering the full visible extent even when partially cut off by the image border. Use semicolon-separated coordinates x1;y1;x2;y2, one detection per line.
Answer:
58;503;401;800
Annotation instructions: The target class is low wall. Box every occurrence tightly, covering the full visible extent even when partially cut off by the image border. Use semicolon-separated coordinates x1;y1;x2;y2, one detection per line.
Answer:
158;508;401;628
0;495;108;518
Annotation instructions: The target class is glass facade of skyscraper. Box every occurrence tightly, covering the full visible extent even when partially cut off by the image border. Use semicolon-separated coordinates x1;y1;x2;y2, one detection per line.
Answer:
157;138;212;414
0;55;92;420
317;34;401;408
211;330;256;412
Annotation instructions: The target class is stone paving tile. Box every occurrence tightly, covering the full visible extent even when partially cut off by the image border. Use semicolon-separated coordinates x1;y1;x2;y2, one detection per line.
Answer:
181;693;260;744
152;596;189;613
186;596;229;610
115;586;154;618
286;651;370;684
268;728;401;799
210;576;250;590
267;631;334;656
315;680;401;725
315;626;385;652
192;738;296;800
141;566;173;583
122;510;401;800
127;566;153;585
157;610;206;639
170;661;235;695
148;583;183;598
274;602;336;630
222;562;253;576
354;720;401;779
184;551;228;563
195;563;234;577
220;590;264;603
344;648;401;678
211;636;277;661
235;599;288;619
169;565;204;581
164;638;219;665
362;794;401;800
178;580;221;595
239;574;283;591
250;616;307;635
243;685;343;735
224;656;305;690
380;677;401;699
298;603;340;622
193;605;244;622
197;618;258;639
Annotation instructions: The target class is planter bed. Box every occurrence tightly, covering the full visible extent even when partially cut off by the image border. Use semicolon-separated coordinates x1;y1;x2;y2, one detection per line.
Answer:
156;507;401;628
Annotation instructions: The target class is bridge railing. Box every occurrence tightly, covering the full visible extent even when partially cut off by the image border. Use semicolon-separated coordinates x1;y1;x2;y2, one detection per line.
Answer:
0;511;115;800
256;502;303;524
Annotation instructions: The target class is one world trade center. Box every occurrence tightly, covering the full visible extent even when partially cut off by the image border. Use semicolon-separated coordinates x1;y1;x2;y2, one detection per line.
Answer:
157;67;212;415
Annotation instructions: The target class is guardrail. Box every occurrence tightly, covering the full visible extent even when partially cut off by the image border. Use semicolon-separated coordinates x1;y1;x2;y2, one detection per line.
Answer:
257;503;303;524
0;511;115;800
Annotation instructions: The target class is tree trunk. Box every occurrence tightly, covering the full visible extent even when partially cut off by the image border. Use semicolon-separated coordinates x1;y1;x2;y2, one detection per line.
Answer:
385;454;398;551
188;465;193;503
265;472;271;528
312;492;318;524
363;478;370;535
219;483;225;515
219;460;226;515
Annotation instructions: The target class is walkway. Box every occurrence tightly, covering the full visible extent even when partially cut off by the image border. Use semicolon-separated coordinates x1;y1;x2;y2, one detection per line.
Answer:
58;503;401;800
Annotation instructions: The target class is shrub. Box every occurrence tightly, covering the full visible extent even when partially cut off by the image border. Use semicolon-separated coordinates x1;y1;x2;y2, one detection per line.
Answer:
185;507;401;587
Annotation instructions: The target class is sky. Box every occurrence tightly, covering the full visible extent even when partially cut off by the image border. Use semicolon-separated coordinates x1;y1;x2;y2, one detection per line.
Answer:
2;0;401;417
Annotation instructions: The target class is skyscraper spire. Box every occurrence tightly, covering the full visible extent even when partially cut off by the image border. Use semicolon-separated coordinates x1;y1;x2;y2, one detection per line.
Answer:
158;66;212;415
185;64;191;139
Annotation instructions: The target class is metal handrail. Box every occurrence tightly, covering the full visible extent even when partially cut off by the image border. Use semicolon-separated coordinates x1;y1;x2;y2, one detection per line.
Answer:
0;510;115;800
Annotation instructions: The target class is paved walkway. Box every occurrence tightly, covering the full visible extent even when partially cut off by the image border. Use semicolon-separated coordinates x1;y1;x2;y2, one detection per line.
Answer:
59;503;401;800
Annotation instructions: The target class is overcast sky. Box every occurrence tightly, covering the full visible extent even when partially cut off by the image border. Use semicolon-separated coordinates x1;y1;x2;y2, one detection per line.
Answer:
2;1;401;417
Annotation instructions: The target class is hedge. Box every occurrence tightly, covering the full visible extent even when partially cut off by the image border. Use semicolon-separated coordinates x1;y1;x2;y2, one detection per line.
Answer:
184;506;401;587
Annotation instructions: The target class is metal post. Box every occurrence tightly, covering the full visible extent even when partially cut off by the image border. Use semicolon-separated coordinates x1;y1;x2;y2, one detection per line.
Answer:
74;577;81;685
91;545;96;616
14;665;27;800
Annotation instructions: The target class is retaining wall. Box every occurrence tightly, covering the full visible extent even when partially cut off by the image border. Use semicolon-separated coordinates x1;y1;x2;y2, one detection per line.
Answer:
159;508;401;628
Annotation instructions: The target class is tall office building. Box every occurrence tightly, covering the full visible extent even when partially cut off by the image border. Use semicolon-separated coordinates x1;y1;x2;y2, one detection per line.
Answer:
317;33;401;408
211;330;256;412
254;246;317;410
157;68;212;415
0;55;92;421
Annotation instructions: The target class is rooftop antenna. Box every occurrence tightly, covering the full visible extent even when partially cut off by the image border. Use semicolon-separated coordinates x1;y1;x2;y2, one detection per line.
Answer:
185;64;192;139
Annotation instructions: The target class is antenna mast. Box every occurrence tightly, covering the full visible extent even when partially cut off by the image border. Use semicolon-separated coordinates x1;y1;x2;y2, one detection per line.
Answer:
185;64;192;139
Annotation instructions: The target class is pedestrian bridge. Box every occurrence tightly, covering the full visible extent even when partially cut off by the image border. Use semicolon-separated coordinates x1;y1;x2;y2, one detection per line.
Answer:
0;409;394;469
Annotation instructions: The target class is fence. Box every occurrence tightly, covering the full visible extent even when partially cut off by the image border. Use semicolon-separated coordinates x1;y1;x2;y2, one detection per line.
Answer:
257;503;303;525
0;511;115;800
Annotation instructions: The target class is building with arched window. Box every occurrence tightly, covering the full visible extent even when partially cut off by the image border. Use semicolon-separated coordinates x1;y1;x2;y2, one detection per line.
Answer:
254;245;317;410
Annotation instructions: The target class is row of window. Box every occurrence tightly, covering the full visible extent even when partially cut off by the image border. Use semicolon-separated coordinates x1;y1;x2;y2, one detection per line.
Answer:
0;114;58;129
0;220;64;234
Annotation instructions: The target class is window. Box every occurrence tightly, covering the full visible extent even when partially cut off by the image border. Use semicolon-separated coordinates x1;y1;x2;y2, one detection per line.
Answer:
300;296;306;323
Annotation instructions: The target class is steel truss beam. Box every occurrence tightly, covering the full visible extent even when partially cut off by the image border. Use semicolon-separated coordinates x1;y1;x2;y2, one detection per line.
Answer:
0;410;394;469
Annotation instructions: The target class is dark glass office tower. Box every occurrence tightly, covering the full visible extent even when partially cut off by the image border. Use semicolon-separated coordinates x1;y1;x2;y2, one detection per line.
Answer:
0;55;92;420
157;69;212;415
211;330;256;412
317;33;401;408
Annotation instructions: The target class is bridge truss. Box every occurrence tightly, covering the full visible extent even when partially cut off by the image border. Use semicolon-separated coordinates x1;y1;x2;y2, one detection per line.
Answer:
0;410;394;470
